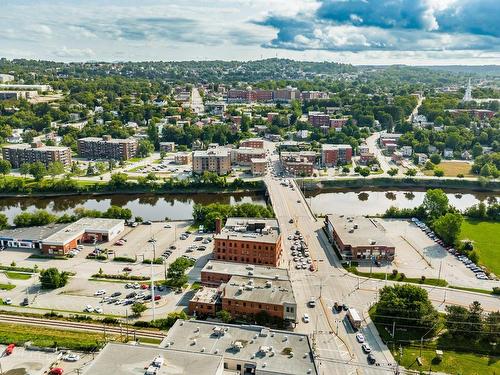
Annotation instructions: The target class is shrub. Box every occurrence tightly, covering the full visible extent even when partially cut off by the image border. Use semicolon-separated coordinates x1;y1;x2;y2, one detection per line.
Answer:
113;256;136;263
399;273;406;280
392;269;398;277
492;287;500;295
420;275;426;283
457;173;464;178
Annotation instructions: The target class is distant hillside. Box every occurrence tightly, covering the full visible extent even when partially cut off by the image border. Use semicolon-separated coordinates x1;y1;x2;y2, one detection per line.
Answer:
423;65;500;76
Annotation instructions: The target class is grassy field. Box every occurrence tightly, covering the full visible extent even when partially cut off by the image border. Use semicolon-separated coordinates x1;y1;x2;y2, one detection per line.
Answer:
0;322;109;351
0;283;16;290
345;266;448;287
4;271;32;280
459;219;500;275
423;161;474;177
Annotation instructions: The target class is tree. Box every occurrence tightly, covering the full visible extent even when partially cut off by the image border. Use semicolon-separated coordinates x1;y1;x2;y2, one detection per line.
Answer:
359;167;370;177
137;139;154;157
29;161;47;181
405;168;417;176
433;213;463;245
472;143;483;158
387;168;398;176
39;268;69;289
423;189;449;220
103;205;132;220
434;169;444;177
342;166;350;173
109;173;129;188
430;153;441;165
216;309;233;323
131;302;147;316
19;163;31;178
47;161;65;178
0;159;12;177
0;213;8;229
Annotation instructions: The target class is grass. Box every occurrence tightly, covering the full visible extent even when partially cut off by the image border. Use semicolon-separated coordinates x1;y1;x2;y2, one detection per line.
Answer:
4;271;31;280
137;337;163;345
460;219;500;275
422;161;473;177
0;322;110;351
450;285;494;295
190;281;202;290
0;283;16;290
345;266;448;287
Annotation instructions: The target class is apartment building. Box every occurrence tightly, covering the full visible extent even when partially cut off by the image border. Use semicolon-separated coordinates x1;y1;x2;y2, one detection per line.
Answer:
233;147;266;166
321;144;353;166
301;91;328;100
308;112;330;127
250;158;267;176
240;138;264;149
213;218;282;267
192;147;231;175
280;151;316;176
174;151;192;165
2;141;72;168
159;142;175;152
77;135;138;160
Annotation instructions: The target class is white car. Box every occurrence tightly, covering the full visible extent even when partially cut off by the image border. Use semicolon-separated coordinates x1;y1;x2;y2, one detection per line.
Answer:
356;333;365;343
4;298;12;305
94;290;106;296
303;313;310;323
84;305;94;313
63;353;80;362
362;344;372;353
94;307;103;314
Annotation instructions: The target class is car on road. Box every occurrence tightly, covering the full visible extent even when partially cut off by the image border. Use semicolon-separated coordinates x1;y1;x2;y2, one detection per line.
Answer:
111;292;122;297
94;307;103;314
295;264;301;269
154;295;161;301
367;354;376;364
94;290;106;296
20;297;29;306
123;267;132;272
84;305;94;313
308;298;316;308
49;368;64;375
289;219;294;223
303;313;310;323
4;298;12;305
342;304;349;311
63;353;80;362
126;292;137;299
164;224;172;228
296;200;301;203
143;221;152;225
356;333;365;343
361;344;372;353
5;344;15;355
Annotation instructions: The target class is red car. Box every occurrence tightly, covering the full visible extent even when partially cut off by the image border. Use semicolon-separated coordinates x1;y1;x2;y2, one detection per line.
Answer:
140;284;149;289
123;267;132;272
154;295;161;301
5;343;15;355
49;368;64;375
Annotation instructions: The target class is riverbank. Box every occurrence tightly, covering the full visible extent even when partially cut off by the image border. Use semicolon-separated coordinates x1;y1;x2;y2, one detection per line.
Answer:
299;176;500;192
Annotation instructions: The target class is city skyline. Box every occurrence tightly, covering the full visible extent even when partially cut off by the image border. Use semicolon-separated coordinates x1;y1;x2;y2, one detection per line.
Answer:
1;0;499;65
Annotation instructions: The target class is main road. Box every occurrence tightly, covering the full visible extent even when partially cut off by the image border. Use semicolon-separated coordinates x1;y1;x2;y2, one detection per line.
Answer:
264;144;499;375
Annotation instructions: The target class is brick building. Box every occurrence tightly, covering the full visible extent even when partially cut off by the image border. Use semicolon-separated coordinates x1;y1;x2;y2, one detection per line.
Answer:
234;147;266;166
159;142;175;152
240;138;264;149
77;135;138;160
250;158;267;176
2;141;72;168
192;147;231;175
280;151;315;176
321;144;353;166
174;151;192;165
308;112;330;127
213;218;282;267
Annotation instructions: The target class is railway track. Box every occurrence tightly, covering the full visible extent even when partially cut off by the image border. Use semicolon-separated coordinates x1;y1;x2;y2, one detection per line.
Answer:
0;314;165;339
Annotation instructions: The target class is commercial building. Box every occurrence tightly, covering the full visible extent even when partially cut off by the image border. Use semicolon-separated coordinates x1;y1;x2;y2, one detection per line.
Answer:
174;151;192;165
189;286;223;317
240;138;264;149
250;158;267;176
280;152;315;176
83;342;225;375
0;223;69;250
201;260;289;287
192;147;231;175
213;218;282;267
321;144;352;166
227;88;299;103
0;74;15;83
324;215;395;260
2;141;72;168
0;84;52;92
301;91;328;100
379;133;402;148
159;142;175;152
234;147;266;166
160;320;317;375
77;135;138;160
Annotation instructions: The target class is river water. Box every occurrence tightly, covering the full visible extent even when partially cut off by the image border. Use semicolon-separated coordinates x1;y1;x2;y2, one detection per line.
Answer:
305;189;499;216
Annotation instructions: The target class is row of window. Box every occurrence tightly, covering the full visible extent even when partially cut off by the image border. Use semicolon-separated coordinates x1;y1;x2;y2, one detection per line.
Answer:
225;300;280;311
216;255;272;265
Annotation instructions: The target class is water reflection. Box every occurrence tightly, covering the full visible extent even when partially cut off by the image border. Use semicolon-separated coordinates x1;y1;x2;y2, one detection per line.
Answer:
358;192;369;201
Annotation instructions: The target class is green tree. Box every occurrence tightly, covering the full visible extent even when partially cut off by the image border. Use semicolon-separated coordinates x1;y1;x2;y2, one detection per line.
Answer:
430;153;441;165
131;302;147;316
0;159;12;177
109;173;129;188
137;139;154;157
387;168;398;176
47;161;65;178
423;189;449;220
359;167;370;177
433;169;444;177
29;161;47;181
433;212;463;245
0;213;8;229
39;268;69;289
472;143;483;158
103;205;132;220
405;168;417;176
19;163;31;178
216;310;233;323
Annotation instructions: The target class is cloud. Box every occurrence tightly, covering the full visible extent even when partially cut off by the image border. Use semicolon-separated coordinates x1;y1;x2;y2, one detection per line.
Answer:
257;0;500;52
53;46;95;59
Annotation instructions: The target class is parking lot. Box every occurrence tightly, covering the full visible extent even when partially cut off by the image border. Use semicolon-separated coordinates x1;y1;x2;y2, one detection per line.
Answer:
0;221;215;318
357;219;499;289
0;345;60;375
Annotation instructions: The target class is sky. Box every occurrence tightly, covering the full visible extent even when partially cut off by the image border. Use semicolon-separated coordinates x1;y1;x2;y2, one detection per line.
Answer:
1;0;499;65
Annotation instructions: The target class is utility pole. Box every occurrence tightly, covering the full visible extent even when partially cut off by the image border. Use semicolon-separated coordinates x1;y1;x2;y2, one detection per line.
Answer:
151;256;155;322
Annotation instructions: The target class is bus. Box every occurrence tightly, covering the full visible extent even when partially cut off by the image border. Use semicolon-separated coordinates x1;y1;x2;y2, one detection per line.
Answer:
347;308;362;329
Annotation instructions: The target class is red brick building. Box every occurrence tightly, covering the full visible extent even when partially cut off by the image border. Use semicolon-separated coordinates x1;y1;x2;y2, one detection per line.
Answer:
240;138;264;149
321;144;353;166
308;112;330;127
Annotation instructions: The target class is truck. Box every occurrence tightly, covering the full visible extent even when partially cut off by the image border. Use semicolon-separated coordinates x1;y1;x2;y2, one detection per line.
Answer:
347;308;362;329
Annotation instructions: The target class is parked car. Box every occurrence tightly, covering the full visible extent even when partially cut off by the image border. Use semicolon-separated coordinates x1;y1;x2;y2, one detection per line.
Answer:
49;368;64;375
94;290;106;296
4;298;12;305
111;292;122;297
143;221;152;225
356;333;365;343
5;344;15;355
361;344;372;353
367;354;376;365
63;353;81;362
303;313;310;323
123;267;132;272
308;298;316;308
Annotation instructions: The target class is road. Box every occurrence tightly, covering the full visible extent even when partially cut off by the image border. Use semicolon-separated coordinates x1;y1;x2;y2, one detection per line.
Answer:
190;87;204;114
265;142;499;374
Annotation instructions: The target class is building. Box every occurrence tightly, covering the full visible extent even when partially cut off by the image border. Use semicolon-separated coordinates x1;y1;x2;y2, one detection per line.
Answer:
234;147;266;166
321;144;352;166
267;112;279;123
324;215;395;260
250;158;267;176
0;90;38;100
280;152;314;176
0;223;69;250
77;135;138;160
0;74;15;83
213;218;282;267
201;260;289;287
330;117;349;130
192;147;231;175
301;91;328;100
308;112;330;127
401;146;413;157
159;142;175;153
274;87;300;102
160;320;317;375
2;142;72;168
379;133;402;148
446;108;496;120
189;285;223;317
415;153;428;165
41;218;124;256
0;83;52;92
240;138;264;149
174;151;192;165
83;342;225;375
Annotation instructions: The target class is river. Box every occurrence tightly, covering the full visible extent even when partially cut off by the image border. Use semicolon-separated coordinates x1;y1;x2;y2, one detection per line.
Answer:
305;189;499;216
0;193;268;224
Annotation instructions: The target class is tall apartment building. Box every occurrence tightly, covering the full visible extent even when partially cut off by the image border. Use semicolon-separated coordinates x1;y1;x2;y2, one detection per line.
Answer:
213;218;282;267
274;87;300;102
77;135;138;160
321;144;353;166
192;147;231;175
2;142;72;168
301;91;328;100
308;112;330;127
233;147;266;166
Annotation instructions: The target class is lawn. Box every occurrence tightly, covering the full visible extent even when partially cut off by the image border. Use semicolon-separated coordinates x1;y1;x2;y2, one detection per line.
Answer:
0;283;16;290
423;161;473;177
4;271;31;280
345;266;448;287
459;219;500;275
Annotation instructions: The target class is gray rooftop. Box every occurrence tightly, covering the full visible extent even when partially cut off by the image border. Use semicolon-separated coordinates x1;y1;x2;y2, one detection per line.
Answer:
43;218;124;245
78;136;137;143
223;276;296;307
82;342;224;375
215;218;280;244
161;320;317;375
2;143;69;151
202;260;289;281
0;223;68;242
327;215;395;249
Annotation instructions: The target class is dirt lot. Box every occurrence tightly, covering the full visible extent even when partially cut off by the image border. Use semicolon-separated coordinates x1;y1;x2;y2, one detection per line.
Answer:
0;345;59;375
423;161;473;177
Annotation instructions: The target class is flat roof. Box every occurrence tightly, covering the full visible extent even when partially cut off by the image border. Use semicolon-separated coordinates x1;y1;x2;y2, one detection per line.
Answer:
0;223;68;242
161;320;317;375
215;218;280;244
202;260;289;281
78;137;137;143
327;215;395;249
191;286;221;304
2;143;69;151
237;147;266;155
251;158;267;164
193;148;230;157
43;218;124;246
83;342;224;375
321;144;351;150
224;276;295;306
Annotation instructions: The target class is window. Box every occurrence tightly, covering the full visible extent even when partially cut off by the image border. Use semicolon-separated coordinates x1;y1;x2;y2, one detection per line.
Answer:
237;364;241;371
224;363;228;369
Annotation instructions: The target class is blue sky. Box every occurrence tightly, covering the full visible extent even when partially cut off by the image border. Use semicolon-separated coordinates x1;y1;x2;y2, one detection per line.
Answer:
1;0;499;65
